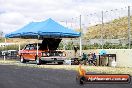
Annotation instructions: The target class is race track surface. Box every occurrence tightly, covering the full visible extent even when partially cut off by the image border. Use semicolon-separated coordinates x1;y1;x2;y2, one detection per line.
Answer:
0;65;131;88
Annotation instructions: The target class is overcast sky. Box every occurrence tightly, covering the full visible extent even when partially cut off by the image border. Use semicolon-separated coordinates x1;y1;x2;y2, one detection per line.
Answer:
0;0;132;34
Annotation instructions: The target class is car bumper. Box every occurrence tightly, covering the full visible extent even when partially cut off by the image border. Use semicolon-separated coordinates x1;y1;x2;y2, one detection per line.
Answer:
40;56;66;62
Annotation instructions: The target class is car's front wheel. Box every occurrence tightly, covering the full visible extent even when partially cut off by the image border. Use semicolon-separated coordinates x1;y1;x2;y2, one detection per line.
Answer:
20;56;26;63
36;57;41;65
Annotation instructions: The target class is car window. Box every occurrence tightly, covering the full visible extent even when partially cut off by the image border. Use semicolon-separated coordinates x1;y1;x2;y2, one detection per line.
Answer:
25;45;30;50
32;44;41;50
24;44;40;50
30;46;35;50
30;45;35;50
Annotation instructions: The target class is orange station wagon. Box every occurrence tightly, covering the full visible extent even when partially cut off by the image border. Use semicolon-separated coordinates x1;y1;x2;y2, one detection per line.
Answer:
19;38;66;65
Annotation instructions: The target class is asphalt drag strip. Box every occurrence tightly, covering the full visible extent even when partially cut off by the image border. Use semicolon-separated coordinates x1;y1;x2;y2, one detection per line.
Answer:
0;65;131;88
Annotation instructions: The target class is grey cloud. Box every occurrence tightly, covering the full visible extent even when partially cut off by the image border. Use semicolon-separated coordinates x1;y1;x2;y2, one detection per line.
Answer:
0;0;131;34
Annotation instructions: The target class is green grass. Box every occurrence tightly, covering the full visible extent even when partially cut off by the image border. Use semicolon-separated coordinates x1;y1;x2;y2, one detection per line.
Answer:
0;59;132;76
84;66;132;75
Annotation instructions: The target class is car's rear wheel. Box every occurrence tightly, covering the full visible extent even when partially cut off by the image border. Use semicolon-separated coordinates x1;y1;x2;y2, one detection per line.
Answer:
42;61;47;64
20;56;26;63
36;57;41;65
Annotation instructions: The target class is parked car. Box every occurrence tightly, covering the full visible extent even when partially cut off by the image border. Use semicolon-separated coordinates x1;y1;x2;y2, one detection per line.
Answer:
19;38;66;65
7;50;18;59
1;50;8;56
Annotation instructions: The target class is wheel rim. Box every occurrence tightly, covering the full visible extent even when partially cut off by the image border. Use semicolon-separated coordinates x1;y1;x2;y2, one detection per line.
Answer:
20;57;23;62
36;59;39;64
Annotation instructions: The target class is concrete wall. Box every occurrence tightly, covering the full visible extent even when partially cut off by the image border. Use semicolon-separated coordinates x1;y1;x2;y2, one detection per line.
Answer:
65;49;132;67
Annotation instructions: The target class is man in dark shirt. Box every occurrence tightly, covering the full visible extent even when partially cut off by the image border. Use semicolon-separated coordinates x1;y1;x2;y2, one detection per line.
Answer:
82;53;88;65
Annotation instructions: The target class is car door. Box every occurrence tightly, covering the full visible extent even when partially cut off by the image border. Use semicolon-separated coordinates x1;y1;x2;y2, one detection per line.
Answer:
22;44;30;60
28;44;36;60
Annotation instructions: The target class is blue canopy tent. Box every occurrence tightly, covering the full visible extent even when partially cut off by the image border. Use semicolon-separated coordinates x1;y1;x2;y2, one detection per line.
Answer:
5;18;81;57
5;18;80;39
5;22;39;38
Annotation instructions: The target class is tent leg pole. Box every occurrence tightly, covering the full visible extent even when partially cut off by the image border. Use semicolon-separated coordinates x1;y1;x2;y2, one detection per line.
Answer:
63;40;66;50
4;38;7;61
37;43;38;56
37;35;39;57
18;43;21;55
79;15;82;58
79;37;82;57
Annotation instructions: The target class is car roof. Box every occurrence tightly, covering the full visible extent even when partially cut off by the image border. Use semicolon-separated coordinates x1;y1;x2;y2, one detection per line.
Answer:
27;43;42;46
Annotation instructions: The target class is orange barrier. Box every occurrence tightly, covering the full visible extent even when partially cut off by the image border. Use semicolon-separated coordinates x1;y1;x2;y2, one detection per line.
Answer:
76;65;131;85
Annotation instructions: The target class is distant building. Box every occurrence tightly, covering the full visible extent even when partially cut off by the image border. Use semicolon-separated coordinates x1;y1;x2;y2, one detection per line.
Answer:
0;43;16;47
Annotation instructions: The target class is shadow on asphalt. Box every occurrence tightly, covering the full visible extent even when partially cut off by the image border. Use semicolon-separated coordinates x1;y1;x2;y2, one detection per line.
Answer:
24;61;64;65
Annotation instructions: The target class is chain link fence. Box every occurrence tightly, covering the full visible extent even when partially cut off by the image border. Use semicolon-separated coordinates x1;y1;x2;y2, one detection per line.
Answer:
66;6;132;49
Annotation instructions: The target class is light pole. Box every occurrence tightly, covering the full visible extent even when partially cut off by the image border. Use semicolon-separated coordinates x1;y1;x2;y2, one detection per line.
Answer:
79;15;82;57
71;18;74;28
128;6;131;49
60;20;68;50
60;20;68;28
101;11;104;49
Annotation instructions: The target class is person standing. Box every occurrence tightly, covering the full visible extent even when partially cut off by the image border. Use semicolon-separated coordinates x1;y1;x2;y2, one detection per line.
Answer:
93;53;96;60
92;53;97;66
82;53;88;65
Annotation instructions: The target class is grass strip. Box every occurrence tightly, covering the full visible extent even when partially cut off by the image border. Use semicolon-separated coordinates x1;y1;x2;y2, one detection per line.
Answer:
0;60;132;76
